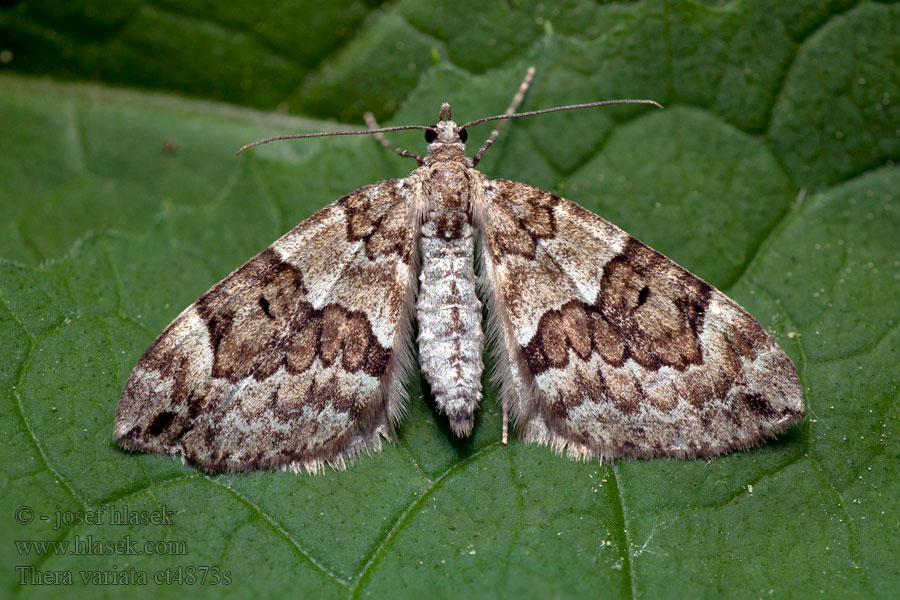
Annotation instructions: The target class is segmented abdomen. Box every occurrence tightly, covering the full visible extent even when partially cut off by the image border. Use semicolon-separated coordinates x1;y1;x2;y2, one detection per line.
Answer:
416;217;484;436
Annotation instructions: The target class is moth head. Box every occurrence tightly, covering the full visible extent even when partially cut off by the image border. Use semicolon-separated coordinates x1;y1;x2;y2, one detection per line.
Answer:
426;103;468;148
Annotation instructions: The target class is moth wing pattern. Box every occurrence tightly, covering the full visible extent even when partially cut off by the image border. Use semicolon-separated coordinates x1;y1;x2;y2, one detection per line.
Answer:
474;179;803;460
115;179;419;473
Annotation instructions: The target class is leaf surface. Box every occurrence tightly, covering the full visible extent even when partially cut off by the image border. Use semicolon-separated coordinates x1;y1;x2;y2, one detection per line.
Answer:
1;1;898;597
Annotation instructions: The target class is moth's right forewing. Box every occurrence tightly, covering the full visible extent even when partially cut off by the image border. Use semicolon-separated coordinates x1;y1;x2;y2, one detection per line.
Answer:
115;179;420;473
474;178;803;461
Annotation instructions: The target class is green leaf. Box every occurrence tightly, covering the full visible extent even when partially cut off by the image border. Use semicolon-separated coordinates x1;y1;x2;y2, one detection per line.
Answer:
1;1;898;598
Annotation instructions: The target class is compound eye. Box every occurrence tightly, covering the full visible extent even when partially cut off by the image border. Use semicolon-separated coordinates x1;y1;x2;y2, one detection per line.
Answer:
458;128;468;143
425;129;437;143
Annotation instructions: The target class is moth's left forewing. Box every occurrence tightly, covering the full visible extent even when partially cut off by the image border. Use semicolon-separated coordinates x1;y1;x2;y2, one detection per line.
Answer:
473;178;803;460
115;179;420;473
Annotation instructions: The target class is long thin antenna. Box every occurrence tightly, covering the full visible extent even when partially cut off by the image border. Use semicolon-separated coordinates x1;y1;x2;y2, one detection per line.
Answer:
237;68;663;160
236;124;431;155
460;98;663;131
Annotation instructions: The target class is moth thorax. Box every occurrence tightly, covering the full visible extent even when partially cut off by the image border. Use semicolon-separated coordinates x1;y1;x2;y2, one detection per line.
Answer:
425;163;471;207
416;214;484;437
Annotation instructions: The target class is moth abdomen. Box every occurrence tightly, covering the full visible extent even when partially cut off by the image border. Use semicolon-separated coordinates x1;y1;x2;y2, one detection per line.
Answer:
416;216;484;436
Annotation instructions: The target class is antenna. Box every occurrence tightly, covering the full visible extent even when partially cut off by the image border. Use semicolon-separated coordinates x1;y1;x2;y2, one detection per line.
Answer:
236;125;432;155
237;67;663;163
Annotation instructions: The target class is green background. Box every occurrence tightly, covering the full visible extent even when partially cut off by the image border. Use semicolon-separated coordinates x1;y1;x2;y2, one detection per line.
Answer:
1;1;898;598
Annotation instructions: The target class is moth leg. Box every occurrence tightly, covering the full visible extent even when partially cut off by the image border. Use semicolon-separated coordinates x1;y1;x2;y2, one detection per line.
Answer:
364;112;424;162
472;66;536;165
502;404;509;445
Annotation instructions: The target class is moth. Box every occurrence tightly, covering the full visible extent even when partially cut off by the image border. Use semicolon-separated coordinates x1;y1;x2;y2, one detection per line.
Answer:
115;68;803;473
